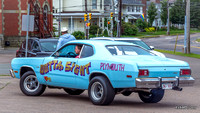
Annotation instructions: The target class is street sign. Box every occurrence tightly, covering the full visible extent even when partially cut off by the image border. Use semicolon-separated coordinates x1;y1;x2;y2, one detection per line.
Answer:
22;15;34;31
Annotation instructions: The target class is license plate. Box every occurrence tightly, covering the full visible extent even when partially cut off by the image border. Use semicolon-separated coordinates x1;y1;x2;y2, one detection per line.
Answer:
162;83;173;89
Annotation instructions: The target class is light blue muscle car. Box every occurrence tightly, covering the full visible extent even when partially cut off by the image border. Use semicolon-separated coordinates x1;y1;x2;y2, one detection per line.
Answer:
10;40;195;105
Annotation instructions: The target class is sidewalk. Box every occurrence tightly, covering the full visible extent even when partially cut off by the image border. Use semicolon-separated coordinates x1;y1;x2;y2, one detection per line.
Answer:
0;47;18;75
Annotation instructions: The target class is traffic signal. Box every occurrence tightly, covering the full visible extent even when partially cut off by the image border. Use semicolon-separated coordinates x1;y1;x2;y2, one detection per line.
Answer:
84;14;88;21
89;13;92;20
110;12;113;17
110;12;113;20
107;21;110;25
88;23;91;26
86;23;91;27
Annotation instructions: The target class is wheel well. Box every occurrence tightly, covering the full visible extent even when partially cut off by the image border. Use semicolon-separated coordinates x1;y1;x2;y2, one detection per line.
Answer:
89;73;113;87
20;67;34;78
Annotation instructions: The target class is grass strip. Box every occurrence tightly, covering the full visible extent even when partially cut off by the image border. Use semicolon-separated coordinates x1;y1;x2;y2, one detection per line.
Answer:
155;49;200;59
0;75;9;76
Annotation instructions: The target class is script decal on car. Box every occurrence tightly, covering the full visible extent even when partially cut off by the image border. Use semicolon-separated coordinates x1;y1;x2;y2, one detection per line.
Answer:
40;60;91;76
100;63;125;71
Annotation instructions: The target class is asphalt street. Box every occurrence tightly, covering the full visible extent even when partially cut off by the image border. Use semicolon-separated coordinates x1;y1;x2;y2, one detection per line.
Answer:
0;47;199;113
143;33;200;54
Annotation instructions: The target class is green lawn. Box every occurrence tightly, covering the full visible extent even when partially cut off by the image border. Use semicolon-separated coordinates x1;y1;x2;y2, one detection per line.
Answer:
196;38;200;42
155;49;200;59
0;75;9;76
122;30;200;38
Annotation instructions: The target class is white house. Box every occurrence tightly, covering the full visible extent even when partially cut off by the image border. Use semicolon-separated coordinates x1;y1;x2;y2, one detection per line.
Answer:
53;0;145;34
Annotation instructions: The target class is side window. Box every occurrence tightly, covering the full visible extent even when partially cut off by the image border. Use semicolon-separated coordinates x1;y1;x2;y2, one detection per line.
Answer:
57;45;76;57
32;41;40;51
80;45;94;58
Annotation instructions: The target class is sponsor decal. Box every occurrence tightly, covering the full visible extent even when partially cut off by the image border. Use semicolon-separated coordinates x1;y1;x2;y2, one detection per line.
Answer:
40;61;91;76
100;63;125;71
44;76;51;82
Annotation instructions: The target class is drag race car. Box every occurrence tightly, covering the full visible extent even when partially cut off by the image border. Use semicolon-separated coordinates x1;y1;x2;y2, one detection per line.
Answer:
10;40;195;105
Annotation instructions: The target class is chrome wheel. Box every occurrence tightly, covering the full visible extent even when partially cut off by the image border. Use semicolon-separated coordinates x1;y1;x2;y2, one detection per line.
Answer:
23;75;39;92
91;82;104;101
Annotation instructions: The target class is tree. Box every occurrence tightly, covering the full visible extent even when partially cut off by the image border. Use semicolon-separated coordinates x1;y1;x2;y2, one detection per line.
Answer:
160;0;168;25
190;0;200;28
147;2;157;26
170;0;185;25
136;18;148;32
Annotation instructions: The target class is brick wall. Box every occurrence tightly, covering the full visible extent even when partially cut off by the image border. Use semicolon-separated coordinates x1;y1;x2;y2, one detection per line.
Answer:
0;0;53;47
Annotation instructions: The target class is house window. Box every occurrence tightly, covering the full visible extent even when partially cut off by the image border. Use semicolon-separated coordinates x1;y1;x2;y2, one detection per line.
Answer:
132;6;135;12
68;18;74;31
136;6;140;12
43;5;48;30
100;0;102;10
34;4;40;31
92;0;97;9
128;6;131;12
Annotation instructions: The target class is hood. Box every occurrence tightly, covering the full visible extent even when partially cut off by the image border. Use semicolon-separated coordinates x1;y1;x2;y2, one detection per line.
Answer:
112;55;189;67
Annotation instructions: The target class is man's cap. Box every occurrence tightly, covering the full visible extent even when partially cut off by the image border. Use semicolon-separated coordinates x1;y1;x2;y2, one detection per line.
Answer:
61;27;68;32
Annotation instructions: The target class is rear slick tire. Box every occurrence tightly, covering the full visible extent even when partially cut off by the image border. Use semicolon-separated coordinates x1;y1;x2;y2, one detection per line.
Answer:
88;76;115;105
138;89;164;103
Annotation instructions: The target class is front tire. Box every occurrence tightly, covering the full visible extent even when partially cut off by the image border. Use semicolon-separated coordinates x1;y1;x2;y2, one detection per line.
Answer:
138;89;164;103
20;71;46;96
63;88;84;95
88;76;115;105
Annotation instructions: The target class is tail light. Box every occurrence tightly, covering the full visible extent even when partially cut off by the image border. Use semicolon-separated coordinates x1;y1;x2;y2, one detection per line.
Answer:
139;69;149;76
180;69;191;75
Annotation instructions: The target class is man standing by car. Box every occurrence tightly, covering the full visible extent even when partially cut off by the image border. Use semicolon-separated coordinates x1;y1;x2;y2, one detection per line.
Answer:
56;27;76;50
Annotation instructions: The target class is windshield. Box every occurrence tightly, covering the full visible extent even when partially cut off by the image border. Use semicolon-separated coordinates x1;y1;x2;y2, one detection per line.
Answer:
118;40;151;50
106;45;154;56
40;41;58;52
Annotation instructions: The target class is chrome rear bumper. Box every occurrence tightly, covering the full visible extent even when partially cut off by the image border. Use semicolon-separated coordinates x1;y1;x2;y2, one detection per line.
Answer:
9;69;16;78
136;77;195;89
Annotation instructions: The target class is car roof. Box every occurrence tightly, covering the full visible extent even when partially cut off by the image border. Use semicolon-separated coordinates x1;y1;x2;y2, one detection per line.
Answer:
28;37;58;42
68;40;136;46
91;37;141;41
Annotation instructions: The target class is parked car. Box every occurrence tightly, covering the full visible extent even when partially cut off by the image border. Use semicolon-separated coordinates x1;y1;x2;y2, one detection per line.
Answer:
91;37;165;57
10;40;194;105
16;38;58;57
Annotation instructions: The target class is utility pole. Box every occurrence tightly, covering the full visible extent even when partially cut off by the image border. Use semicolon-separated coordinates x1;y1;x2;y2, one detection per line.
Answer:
186;0;190;54
59;0;61;37
167;0;170;35
117;0;122;37
85;0;89;39
111;0;114;37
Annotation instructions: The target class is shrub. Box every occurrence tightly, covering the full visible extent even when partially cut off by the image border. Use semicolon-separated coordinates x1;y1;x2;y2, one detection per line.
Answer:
159;27;167;31
103;29;108;37
122;22;138;35
136;18;148;32
89;25;102;35
72;31;85;40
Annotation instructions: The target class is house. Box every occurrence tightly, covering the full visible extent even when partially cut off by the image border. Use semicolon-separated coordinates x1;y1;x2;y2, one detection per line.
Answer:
0;0;53;47
53;0;146;34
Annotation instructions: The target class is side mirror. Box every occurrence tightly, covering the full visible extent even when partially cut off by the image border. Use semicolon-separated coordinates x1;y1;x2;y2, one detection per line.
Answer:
150;46;154;50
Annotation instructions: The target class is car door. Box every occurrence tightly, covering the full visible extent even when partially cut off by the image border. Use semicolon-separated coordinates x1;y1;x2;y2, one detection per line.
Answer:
75;45;94;89
41;44;79;88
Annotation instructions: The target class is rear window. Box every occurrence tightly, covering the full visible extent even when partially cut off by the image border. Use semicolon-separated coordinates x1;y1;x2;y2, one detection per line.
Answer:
40;41;57;52
118;40;151;50
106;45;154;56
